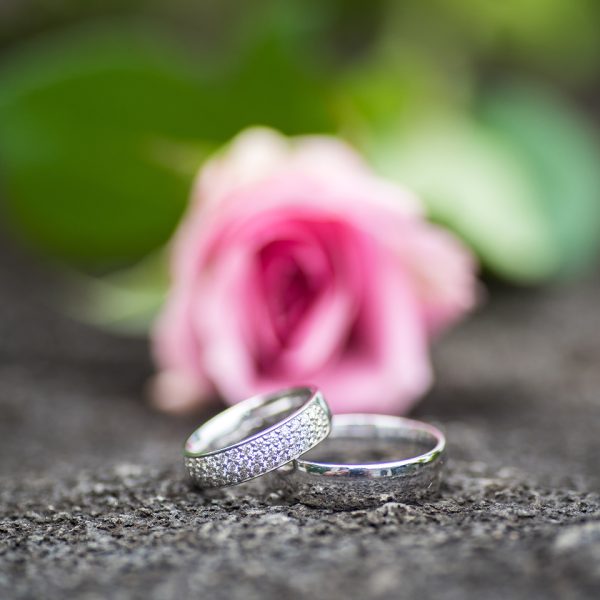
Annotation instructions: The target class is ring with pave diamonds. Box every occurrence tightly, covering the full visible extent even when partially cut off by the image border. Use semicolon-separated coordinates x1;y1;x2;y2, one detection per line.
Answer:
184;386;332;488
270;414;445;509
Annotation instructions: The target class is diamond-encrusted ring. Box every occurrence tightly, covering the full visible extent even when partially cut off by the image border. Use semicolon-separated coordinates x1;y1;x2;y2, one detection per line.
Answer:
270;414;445;509
184;386;332;488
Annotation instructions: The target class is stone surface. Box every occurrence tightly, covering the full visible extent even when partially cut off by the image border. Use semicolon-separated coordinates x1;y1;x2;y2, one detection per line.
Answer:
0;236;599;599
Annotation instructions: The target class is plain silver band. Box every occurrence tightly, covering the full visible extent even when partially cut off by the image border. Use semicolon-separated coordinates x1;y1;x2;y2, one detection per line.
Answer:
271;414;445;509
184;386;332;488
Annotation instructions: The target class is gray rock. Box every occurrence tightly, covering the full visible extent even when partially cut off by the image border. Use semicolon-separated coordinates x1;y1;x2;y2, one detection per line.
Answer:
0;238;599;599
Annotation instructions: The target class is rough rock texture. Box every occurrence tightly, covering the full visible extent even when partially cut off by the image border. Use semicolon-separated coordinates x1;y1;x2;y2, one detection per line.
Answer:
0;238;599;600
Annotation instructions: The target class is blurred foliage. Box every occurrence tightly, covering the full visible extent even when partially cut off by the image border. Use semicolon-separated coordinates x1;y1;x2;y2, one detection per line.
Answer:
0;17;334;266
379;0;600;82
0;27;212;265
362;82;600;282
0;0;599;304
67;250;169;334
482;84;600;279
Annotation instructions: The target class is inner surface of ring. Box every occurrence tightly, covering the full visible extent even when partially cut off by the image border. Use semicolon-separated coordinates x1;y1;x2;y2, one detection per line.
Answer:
297;421;438;465
186;389;311;454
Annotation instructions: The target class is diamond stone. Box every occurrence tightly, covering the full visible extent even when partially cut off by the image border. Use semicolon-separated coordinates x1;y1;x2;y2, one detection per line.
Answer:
185;399;330;487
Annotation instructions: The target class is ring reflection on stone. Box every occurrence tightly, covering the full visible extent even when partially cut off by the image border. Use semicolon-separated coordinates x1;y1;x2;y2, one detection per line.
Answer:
271;414;446;509
184;386;332;488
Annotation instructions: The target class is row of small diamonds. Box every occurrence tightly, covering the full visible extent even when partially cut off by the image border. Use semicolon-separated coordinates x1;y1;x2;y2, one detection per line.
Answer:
185;402;330;487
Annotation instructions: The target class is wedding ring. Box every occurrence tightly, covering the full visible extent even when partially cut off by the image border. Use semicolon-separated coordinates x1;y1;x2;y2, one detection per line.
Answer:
271;414;445;509
184;386;331;488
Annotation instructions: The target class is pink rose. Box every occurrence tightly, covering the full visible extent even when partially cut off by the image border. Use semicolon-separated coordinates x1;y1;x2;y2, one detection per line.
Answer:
152;128;476;414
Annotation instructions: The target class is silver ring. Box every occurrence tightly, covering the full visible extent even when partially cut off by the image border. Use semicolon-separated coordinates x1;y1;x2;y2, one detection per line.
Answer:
271;414;445;509
184;386;331;488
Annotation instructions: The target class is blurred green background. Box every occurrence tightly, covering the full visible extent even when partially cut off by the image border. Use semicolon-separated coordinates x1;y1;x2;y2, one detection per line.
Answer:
1;0;599;330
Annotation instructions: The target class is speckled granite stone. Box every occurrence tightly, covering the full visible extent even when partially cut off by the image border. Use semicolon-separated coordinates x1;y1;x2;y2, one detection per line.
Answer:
0;237;599;600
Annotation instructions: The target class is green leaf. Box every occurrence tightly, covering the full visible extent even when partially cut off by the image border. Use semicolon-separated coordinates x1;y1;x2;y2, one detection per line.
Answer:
360;83;600;283
369;114;561;282
0;22;335;268
67;249;169;335
202;27;335;139
481;82;600;278
0;25;219;266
